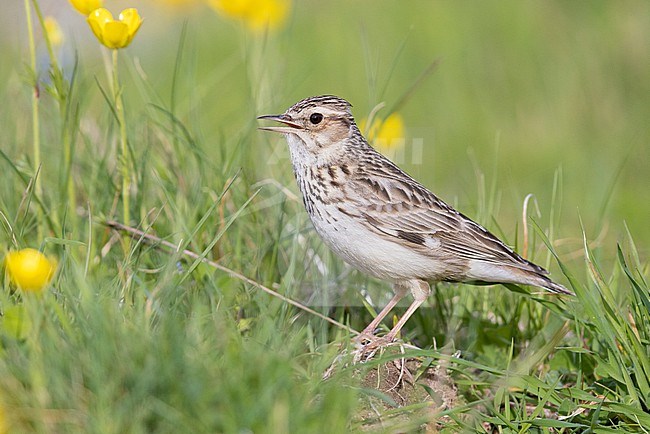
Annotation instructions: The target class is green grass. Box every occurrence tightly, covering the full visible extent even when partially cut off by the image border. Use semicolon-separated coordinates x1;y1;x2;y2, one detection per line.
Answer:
1;1;649;432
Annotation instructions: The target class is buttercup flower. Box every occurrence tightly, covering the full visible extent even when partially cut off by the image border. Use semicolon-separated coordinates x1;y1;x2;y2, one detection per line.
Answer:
4;248;57;293
88;8;143;49
69;0;103;16
207;0;290;31
360;112;406;150
44;16;64;48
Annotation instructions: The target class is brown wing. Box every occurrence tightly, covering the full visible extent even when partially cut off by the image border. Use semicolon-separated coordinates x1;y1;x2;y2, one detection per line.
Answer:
339;155;549;275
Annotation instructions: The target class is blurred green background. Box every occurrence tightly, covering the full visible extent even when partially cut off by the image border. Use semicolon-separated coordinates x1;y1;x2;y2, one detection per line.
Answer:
2;0;647;267
1;1;649;431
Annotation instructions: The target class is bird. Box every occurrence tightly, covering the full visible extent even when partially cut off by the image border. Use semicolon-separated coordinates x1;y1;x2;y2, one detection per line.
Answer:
258;95;573;342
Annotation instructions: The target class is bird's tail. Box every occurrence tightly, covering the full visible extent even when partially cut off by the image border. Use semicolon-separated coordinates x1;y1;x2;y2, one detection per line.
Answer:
537;275;574;295
467;261;574;295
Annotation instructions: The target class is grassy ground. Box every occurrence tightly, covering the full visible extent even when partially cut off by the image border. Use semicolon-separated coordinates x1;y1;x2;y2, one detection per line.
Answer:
1;1;649;432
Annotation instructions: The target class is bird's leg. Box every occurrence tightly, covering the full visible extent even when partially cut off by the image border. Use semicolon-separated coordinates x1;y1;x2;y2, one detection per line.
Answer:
357;283;408;341
384;280;430;342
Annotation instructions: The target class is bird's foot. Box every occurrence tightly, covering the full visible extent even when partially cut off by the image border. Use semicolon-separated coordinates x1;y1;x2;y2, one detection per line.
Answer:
354;331;389;346
352;333;422;364
323;334;395;379
323;333;423;380
352;335;390;363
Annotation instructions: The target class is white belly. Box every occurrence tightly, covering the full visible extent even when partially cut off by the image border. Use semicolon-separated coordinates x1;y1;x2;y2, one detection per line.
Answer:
308;208;442;281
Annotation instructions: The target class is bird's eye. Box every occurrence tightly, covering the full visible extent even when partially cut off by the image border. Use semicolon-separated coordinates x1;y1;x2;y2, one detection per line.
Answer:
309;113;323;124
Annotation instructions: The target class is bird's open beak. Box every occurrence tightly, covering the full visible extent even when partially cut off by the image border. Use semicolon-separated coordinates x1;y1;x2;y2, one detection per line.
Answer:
257;114;303;133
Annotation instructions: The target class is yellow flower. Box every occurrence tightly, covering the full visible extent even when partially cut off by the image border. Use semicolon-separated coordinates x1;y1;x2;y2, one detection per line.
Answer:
44;16;64;48
4;248;57;293
360;112;406;150
88;8;143;49
69;0;103;16
207;0;290;32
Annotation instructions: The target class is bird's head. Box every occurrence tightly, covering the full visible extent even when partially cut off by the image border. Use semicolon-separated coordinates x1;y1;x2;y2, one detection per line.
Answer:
258;95;358;155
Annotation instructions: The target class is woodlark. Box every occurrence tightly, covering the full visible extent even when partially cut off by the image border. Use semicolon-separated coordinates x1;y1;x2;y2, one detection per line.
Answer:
259;95;572;342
